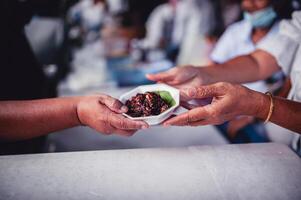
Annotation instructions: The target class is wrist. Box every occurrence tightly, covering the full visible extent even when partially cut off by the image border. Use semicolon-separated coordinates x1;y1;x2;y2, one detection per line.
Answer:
249;91;270;120
72;96;86;126
197;67;213;85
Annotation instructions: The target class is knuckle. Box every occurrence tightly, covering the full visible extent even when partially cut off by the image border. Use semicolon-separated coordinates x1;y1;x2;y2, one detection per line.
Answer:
188;113;198;122
119;119;128;129
217;82;233;91
187;113;192;124
210;109;221;118
216;82;226;88
187;112;197;124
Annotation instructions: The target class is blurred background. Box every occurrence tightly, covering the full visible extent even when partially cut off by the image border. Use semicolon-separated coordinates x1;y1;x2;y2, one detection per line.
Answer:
2;0;301;154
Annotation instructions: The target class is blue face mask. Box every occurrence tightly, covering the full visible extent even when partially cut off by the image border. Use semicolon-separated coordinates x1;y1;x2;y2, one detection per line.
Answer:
244;7;277;28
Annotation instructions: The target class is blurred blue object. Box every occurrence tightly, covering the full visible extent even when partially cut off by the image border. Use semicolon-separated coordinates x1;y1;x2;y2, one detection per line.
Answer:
106;57;174;86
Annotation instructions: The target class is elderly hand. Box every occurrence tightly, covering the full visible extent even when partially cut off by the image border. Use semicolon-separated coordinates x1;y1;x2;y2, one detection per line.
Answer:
77;94;149;137
164;82;269;127
146;66;209;89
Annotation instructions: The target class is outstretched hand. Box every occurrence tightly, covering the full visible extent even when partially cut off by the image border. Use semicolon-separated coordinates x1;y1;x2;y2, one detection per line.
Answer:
146;66;208;90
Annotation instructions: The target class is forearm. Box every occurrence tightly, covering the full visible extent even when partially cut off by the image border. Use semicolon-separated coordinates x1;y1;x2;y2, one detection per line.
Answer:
0;97;82;141
251;92;301;134
199;51;280;85
201;55;263;84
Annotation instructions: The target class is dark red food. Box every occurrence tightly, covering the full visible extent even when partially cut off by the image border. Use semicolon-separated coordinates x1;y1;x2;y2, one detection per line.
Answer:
125;92;170;117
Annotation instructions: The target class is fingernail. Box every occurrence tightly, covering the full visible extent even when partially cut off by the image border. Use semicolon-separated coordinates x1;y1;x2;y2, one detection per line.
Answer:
121;106;128;112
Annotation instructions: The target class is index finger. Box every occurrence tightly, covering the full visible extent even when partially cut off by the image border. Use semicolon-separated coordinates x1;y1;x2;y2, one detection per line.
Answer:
146;71;176;83
110;114;149;130
164;106;210;126
182;84;225;99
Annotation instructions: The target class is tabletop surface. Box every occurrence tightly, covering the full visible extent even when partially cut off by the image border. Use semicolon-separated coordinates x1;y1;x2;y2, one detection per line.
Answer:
0;143;300;200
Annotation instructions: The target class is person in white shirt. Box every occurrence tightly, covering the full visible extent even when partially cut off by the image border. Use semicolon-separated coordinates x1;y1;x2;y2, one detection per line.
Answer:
140;0;214;63
211;3;279;93
147;8;301;155
209;0;287;143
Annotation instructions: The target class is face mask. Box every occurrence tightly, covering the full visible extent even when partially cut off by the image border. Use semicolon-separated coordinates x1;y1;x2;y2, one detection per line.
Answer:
244;6;277;28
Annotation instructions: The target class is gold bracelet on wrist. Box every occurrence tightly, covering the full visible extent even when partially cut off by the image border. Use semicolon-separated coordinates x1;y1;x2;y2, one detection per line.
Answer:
264;92;274;124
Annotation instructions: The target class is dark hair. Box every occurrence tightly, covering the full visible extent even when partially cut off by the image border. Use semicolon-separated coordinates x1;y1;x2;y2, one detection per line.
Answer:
272;0;295;19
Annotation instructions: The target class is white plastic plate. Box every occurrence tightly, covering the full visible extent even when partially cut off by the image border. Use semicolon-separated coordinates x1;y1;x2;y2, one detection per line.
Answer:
119;84;184;125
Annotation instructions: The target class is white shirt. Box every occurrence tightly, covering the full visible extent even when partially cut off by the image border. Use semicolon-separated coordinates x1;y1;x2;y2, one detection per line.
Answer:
258;11;301;152
141;2;189;49
211;19;280;93
141;0;213;51
69;0;106;30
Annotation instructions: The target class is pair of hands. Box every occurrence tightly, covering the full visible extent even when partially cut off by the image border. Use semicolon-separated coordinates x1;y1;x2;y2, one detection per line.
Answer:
76;66;267;137
74;66;210;137
147;66;267;128
75;67;205;137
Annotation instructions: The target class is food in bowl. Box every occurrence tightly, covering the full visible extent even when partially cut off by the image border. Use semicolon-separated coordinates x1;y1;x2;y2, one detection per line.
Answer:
125;91;176;118
119;84;180;125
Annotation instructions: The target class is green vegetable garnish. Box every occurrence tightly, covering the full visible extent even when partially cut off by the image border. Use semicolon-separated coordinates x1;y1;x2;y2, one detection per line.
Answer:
155;91;176;107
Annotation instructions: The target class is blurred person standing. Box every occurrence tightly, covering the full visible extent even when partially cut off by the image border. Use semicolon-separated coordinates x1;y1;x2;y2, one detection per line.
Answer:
177;0;215;65
140;0;214;64
210;0;294;143
140;0;187;62
0;0;61;155
68;0;109;43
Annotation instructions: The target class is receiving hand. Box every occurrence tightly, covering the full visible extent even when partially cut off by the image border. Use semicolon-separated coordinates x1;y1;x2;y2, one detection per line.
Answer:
164;82;267;127
77;94;149;137
146;66;208;90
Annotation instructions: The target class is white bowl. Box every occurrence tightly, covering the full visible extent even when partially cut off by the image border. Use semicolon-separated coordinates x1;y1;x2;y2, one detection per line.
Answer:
119;84;180;125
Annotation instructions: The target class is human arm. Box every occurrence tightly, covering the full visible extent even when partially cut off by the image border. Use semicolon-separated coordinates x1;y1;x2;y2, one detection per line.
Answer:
147;49;281;88
0;95;148;141
148;13;301;87
164;82;301;134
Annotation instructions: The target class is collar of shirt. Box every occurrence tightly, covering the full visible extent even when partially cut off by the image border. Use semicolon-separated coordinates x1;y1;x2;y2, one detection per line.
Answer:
241;19;280;47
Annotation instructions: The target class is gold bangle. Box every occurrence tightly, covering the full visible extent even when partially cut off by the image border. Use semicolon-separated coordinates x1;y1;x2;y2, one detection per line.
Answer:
264;92;274;124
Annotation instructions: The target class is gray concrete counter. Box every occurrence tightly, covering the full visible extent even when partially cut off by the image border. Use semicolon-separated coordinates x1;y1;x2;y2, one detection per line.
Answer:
0;143;300;200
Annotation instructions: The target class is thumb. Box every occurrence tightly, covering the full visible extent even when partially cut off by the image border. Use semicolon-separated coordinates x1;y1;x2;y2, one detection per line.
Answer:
182;84;225;99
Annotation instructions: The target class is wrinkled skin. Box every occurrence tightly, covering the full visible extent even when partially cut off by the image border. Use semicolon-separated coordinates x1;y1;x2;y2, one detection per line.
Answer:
163;82;266;127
